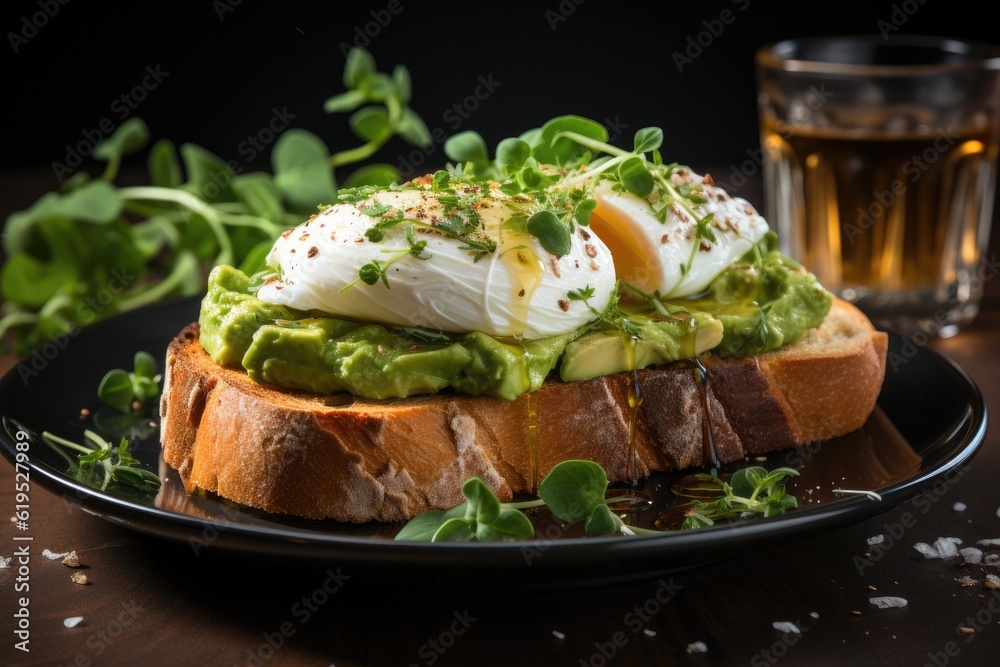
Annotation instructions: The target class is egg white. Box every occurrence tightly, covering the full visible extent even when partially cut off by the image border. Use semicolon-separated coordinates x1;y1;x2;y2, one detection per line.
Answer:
256;186;618;339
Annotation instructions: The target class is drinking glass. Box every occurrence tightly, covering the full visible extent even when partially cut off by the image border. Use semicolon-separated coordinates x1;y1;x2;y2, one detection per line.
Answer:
756;35;1000;337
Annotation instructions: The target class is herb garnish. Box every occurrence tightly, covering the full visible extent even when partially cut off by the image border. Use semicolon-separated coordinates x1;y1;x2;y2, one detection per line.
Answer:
669;466;799;529
341;222;430;291
394;115;720;295
568;282;642;338
41;430;161;494
97;351;161;413
339;181;501;291
394;460;799;542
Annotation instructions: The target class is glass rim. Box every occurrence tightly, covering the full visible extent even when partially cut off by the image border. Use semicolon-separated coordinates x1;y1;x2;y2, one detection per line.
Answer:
756;34;1000;75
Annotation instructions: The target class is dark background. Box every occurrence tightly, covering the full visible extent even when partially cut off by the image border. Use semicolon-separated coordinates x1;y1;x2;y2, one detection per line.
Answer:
3;0;1000;219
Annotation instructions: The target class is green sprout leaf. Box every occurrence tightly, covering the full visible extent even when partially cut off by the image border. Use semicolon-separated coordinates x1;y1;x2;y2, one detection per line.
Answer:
342;163;402;188
432;517;477;542
394;510;449;541
392;65;412;103
476;507;535;542
444;131;489;167
343;47;376;88
618;156;654;197
349;106;390;143
496;137;530;171
584;503;624;537
517;158;553;189
147;139;183;188
461;477;500;525
93;118;150;163
232;173;284;222
97;351;162;413
97;369;134;414
534;115;608;165
633;127;664;154
575;198;597;226
133;351;157;381
93;118;151;181
729;466;764;499
395;477;532;543
397;107;432;147
538;460;609;522
527;210;572;256
179;143;237;203
323;89;366;113
272;130;338;212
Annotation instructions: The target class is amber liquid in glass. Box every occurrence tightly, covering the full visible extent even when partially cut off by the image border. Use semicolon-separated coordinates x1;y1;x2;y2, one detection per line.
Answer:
762;119;997;333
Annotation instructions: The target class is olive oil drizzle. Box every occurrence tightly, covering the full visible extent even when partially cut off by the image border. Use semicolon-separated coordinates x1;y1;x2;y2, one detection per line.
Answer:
679;327;698;362
498;225;545;335
623;334;643;487
693;356;721;468
526;391;539;493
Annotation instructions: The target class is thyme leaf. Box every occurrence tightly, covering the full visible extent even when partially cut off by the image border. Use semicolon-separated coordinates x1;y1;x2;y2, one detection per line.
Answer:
41;430;161;495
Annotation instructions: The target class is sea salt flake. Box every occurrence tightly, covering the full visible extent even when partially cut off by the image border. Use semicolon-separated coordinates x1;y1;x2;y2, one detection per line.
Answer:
953;502;968;512
985;554;1000;566
42;549;70;560
551;630;565;640
643;629;657;637
686;641;708;653
933;537;963;559
867;535;885;545
914;542;940;558
772;622;801;634
985;574;1000;590
0;556;10;568
63;617;84;628
960;548;983;565
870;596;908;609
810;612;820;619
977;539;1000;547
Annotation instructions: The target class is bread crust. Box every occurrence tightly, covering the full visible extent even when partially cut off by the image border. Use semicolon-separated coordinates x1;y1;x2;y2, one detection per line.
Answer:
160;299;887;522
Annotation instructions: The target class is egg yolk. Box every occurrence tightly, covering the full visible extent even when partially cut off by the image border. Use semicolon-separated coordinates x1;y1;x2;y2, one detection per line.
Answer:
588;199;659;293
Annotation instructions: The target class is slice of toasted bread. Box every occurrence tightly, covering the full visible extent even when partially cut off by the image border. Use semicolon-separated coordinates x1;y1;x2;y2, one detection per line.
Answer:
159;298;887;522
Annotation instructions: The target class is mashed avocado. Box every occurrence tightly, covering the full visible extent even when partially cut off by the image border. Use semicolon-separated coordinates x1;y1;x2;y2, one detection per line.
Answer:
686;232;833;357
198;233;831;400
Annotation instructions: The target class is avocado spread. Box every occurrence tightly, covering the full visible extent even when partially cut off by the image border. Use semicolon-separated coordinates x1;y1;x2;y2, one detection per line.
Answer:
198;233;831;400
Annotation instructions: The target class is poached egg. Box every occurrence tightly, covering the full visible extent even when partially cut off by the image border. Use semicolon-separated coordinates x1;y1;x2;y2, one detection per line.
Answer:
256;184;618;339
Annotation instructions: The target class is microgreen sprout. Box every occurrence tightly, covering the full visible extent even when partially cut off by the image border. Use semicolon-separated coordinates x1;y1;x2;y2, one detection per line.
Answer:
0;47;429;356
41;430;161;495
97;351;161;413
673;466;800;529
395;460;800;542
568;283;642;338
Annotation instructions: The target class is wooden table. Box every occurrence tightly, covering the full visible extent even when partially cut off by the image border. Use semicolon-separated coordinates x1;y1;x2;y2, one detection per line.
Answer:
2;237;999;667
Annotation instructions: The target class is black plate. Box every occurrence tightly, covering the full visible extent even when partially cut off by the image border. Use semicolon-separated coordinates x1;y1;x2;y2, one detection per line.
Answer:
0;296;988;587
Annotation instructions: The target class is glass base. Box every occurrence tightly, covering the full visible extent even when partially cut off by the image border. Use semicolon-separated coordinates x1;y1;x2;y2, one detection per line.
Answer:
840;287;980;339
